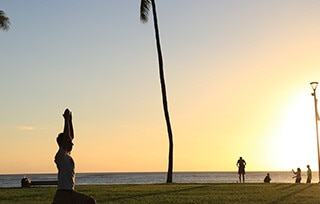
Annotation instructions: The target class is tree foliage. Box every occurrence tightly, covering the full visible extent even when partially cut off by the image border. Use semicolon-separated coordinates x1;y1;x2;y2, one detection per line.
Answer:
0;10;10;31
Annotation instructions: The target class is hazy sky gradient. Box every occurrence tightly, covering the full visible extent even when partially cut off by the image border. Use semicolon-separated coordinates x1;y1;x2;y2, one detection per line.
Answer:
1;1;320;174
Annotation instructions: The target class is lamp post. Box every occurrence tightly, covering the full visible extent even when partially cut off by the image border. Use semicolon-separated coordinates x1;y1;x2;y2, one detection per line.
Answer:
310;81;320;183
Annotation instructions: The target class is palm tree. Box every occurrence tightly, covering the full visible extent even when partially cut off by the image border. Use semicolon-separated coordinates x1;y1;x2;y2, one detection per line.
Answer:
140;0;174;183
0;10;10;31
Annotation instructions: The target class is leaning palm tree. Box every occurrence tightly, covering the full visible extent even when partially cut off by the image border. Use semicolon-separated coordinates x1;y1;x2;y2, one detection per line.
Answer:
140;0;174;183
0;10;10;31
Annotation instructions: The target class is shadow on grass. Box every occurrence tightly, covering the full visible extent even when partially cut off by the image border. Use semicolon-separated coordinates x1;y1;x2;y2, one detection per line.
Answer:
273;184;296;190
0;188;22;190
103;185;210;202
267;184;314;204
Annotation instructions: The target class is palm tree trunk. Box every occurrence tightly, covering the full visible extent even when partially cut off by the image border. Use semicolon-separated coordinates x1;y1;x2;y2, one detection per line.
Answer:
150;0;174;183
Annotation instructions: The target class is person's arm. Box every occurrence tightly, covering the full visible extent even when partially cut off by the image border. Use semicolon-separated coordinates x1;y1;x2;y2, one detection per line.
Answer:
69;111;74;139
63;109;72;139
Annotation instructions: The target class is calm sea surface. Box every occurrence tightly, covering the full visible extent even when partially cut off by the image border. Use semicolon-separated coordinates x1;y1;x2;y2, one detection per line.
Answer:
0;171;318;188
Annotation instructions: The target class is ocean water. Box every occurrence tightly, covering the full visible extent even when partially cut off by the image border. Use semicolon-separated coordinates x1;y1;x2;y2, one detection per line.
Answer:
0;171;318;188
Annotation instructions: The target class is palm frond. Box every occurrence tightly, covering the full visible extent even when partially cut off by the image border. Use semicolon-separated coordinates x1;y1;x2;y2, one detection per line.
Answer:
140;0;151;23
0;10;10;31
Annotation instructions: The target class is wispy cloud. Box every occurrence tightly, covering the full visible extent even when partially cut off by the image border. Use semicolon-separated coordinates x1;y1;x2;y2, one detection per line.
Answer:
17;126;35;131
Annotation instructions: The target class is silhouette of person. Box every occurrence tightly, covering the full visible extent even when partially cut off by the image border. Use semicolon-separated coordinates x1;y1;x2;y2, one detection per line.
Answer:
306;165;312;184
53;109;96;204
292;168;301;183
236;157;246;183
264;173;271;183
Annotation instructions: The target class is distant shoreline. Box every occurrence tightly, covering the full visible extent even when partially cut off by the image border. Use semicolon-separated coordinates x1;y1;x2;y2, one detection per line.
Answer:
1;170;314;176
1;171;319;188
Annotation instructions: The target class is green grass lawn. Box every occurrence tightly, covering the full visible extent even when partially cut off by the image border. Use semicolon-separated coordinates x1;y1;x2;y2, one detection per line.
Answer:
0;183;319;204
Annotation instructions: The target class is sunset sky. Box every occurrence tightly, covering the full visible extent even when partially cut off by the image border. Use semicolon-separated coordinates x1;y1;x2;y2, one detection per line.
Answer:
1;1;320;174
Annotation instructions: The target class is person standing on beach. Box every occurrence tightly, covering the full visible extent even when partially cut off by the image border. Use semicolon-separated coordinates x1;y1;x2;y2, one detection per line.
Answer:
292;168;301;183
306;165;312;183
236;157;246;183
52;109;96;204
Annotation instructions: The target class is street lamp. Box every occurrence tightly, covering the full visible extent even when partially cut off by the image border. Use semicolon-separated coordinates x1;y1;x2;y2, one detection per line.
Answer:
310;81;320;183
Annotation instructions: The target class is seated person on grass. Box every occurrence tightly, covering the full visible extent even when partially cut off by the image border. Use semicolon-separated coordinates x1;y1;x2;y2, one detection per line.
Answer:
264;173;271;183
